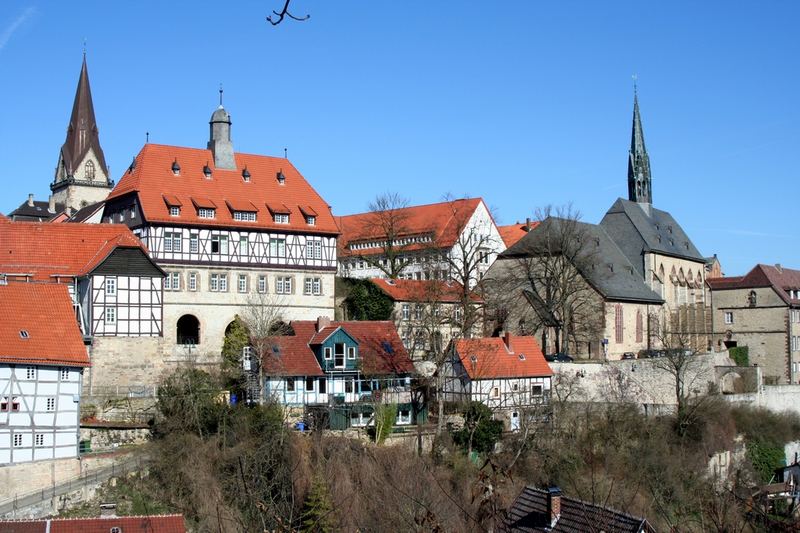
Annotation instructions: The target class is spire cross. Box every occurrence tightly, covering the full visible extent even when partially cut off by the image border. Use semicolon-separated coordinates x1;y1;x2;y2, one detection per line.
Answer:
82;38;87;58
632;73;638;96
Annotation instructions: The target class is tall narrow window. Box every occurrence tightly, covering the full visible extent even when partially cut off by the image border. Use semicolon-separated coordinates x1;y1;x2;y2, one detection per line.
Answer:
105;307;116;325
105;277;117;296
84;160;96;180
615;304;623;344
635;310;643;343
238;274;248;293
239;236;249;257
190;233;199;253
257;275;267;294
188;272;197;291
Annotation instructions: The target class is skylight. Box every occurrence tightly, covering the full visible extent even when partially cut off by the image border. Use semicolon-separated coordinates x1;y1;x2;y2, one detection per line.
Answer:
19;330;29;339
382;341;394;355
518;353;526;360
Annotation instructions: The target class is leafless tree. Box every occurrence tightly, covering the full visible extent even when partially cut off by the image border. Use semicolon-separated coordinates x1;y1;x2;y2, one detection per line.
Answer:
484;205;604;356
239;291;291;404
267;0;310;25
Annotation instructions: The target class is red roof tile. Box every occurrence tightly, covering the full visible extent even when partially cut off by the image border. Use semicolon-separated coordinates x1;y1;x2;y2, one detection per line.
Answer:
707;264;800;305
107;144;338;235
0;283;89;367
261;320;414;376
371;278;483;303
162;194;182;207
497;222;539;248
0;221;150;281
0;514;186;533
336;198;485;257
453;335;552;380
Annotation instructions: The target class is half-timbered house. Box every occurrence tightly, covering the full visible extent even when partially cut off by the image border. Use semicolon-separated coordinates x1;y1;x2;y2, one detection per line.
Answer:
261;318;420;429
101;103;339;356
442;333;552;430
0;283;90;465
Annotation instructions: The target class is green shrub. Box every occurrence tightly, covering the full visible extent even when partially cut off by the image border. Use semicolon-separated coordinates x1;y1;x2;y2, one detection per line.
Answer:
748;438;785;483
452;402;503;454
729;346;749;367
344;279;394;320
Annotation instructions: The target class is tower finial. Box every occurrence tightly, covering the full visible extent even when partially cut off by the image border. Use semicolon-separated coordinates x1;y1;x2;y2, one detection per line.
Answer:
219;84;223;107
82;38;86;58
632;73;638;97
627;83;652;205
146;131;149;143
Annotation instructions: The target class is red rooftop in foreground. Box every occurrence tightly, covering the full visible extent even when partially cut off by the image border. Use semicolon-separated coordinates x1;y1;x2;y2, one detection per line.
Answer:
0;514;186;533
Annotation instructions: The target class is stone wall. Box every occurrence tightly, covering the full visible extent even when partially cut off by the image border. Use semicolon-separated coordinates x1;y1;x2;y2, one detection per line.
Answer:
0;458;80;501
79;426;150;453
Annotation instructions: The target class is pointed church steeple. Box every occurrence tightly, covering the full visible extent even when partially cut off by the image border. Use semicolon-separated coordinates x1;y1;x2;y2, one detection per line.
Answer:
51;54;112;211
627;88;652;204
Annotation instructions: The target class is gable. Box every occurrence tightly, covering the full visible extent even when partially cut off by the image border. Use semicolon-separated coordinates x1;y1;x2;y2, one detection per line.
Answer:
90;247;165;278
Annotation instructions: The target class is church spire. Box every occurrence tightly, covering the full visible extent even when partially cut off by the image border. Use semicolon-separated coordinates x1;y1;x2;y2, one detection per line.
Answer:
627;86;652;204
60;54;108;178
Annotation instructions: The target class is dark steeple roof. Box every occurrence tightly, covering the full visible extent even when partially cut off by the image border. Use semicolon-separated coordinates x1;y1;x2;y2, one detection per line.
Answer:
627;90;652;204
60;55;109;178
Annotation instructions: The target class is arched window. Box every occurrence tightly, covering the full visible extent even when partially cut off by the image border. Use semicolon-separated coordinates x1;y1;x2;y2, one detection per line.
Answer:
615;304;624;344
177;315;200;345
748;290;757;308
84;160;96;181
658;264;665;298
635;309;643;343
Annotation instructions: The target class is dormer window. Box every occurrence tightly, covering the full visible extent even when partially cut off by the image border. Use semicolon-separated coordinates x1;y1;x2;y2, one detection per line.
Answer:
233;211;257;222
242;167;251;182
274;213;289;224
277;171;286;185
169;206;180;217
172;159;181;175
19;330;29;339
306;215;316;226
203;163;212;179
198;208;215;219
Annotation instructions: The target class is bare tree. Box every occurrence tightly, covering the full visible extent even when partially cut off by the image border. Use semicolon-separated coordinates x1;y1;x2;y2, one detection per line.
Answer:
485;205;604;356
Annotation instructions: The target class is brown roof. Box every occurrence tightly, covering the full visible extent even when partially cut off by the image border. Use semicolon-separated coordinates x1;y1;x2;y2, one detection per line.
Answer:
0;515;186;533
707;264;800;305
498;222;539;248
261;320;414;376
0;284;89;367
336;198;486;257
107;143;339;235
452;335;552;380
371;278;482;303
0;221;151;281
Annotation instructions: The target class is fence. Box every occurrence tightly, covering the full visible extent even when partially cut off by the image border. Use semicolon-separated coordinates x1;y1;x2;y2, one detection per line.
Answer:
0;455;148;518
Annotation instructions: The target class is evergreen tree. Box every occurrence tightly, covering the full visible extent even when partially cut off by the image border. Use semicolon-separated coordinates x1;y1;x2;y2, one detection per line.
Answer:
300;475;336;532
221;315;250;390
345;279;394;320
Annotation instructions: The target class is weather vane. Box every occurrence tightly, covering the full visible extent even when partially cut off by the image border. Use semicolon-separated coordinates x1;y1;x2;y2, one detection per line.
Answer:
219;84;223;107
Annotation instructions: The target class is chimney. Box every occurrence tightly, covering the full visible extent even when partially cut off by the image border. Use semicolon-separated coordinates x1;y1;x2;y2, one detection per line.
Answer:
524;217;531;231
47;195;56;214
775;264;782;273
99;503;117;517
316;316;331;333
27;194;34;207
503;331;512;351
546;487;561;528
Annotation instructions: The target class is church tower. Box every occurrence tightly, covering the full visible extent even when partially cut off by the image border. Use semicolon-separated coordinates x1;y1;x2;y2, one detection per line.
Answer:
51;54;112;211
207;89;236;170
627;90;652;204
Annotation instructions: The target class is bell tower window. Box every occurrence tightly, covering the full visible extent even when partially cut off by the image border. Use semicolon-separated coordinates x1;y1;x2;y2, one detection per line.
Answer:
84;160;95;181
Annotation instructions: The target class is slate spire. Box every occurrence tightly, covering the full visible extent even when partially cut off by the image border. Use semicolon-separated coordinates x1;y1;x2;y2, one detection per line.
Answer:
627;88;652;204
60;55;109;177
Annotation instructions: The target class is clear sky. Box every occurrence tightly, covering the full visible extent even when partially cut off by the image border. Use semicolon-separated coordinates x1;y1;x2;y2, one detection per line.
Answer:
0;1;797;276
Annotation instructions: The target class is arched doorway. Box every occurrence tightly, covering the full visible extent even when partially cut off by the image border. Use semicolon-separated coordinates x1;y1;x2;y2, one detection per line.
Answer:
177;315;200;345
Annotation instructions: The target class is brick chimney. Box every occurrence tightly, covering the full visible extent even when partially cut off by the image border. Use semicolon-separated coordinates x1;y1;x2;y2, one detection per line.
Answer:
27;194;34;207
316;316;331;333
546;486;561;527
503;331;513;351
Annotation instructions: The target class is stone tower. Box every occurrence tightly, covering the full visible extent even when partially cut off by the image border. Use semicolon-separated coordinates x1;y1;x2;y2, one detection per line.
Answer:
207;91;236;170
51;55;113;211
627;90;652;205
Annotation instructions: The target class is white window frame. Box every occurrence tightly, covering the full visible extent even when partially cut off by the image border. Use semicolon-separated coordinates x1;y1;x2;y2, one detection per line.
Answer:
233;211;257;222
276;276;292;294
238;274;248;293
60;368;69;381
188;272;197;292
239;236;249;256
189;233;199;253
306;215;316;225
105;277;117;296
304;277;313;295
402;304;410;320
198;207;215;219
105;307;116;325
270;238;286;257
219;273;228;292
724;311;734;325
324;347;332;360
169;206;180;217
347;346;356;360
257;275;267;294
210;274;219;292
273;213;289;224
26;366;36;379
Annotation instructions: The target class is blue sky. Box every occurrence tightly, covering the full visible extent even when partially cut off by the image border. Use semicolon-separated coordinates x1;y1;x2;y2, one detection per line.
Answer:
0;1;797;276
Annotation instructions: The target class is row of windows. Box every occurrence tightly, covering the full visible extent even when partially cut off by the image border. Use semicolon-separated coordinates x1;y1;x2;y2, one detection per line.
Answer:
164;271;323;296
284;377;408;393
348;235;433;251
161;232;324;260
1;396;56;412
613;306;644;344
488;384;544;399
792;336;800;352
12;367;71;381
12;433;54;447
401;303;461;321
168;206;316;226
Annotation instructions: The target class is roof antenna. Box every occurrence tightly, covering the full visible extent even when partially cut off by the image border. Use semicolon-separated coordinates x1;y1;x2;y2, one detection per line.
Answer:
219;83;223;107
284;147;287;159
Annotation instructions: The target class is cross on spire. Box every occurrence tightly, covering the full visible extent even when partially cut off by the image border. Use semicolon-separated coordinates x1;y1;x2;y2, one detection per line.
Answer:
627;81;652;204
219;84;223;107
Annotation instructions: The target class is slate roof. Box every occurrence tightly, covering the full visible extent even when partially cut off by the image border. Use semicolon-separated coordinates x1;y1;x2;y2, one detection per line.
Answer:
501;217;663;304
261;320;415;376
0;514;186;533
498;222;539;248
503;486;654;533
707;264;800;306
452;335;552;380
8;200;64;222
336;198;485;257
371;278;482;304
107;143;339;235
68;201;105;223
600;198;704;269
0;283;89;367
0;221;154;281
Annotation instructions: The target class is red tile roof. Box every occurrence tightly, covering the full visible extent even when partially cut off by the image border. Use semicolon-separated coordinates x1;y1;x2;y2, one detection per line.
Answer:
371;278;482;303
0;514;186;533
336;198;485;257
453;335;552;380
0;221;150;281
0;283;89;367
707;264;800;305
497;222;539;248
261;320;414;376
107;143;338;235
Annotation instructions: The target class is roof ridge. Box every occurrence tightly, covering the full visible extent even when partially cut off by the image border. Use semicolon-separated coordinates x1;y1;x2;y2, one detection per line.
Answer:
338;197;481;219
